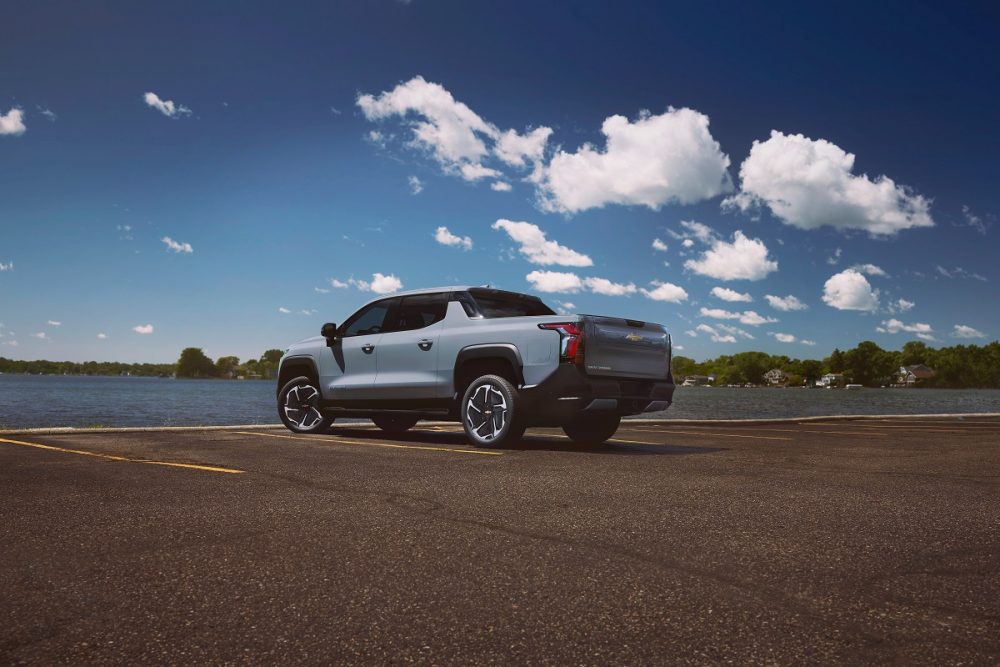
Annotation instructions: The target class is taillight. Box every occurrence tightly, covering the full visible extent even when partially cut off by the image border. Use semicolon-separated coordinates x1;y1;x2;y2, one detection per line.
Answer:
538;322;585;364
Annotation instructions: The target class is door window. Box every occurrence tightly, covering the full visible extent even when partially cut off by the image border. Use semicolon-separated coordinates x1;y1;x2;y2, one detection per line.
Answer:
385;294;447;332
340;300;394;337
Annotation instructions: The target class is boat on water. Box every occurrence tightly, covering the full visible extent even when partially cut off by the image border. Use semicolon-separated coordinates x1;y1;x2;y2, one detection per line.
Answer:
846;383;864;390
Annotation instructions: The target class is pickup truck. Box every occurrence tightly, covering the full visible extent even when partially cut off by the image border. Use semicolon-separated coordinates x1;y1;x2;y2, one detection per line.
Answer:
276;286;675;447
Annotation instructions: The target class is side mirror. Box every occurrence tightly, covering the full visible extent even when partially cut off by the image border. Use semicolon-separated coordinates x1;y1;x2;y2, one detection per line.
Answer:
321;322;338;340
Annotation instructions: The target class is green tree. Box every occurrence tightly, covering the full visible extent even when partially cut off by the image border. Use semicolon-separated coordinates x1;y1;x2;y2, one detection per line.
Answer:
844;341;897;386
216;356;240;378
258;348;284;380
900;341;930;367
826;348;846;373
176;348;218;378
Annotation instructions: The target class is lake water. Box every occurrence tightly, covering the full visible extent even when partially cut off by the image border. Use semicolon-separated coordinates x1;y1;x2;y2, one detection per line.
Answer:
0;374;997;429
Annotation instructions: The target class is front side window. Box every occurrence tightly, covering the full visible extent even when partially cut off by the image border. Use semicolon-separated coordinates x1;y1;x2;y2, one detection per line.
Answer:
385;293;447;332
340;299;394;337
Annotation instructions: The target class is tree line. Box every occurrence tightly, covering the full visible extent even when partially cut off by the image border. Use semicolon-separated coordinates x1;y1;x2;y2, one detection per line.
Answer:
4;339;999;388
672;339;1000;388
0;348;286;380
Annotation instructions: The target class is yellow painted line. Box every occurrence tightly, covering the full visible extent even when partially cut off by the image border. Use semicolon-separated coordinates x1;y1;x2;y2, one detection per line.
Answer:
623;429;793;441
234;431;503;456
0;437;244;474
845;424;989;433
630;425;887;437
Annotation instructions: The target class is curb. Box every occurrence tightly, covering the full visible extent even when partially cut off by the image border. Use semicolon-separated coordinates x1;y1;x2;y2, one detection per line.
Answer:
2;413;998;436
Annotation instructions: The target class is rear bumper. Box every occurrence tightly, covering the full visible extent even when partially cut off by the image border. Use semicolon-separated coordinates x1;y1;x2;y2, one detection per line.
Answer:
519;365;674;426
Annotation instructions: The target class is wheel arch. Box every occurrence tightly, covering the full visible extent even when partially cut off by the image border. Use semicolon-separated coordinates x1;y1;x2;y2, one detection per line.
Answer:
453;344;524;396
277;356;319;395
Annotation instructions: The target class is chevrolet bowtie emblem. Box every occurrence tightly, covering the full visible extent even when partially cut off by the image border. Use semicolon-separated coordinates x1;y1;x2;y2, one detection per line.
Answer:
625;333;643;342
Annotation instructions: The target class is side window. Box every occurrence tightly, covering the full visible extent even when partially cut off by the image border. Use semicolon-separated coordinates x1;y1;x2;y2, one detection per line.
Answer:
385;294;447;332
341;300;393;337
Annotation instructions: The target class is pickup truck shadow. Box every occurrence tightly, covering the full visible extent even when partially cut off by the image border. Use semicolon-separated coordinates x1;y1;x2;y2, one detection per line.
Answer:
326;426;727;456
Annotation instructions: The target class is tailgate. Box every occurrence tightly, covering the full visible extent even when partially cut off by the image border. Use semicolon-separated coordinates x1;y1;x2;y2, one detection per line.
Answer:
582;316;671;380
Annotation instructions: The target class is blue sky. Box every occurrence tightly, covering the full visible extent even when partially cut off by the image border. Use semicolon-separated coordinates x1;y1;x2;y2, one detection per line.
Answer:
1;0;997;363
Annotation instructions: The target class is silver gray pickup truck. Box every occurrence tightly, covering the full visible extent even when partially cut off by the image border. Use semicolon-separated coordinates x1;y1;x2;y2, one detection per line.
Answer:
277;286;675;447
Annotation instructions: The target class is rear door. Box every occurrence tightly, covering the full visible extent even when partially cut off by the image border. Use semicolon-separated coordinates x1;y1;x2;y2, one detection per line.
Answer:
319;298;396;401
372;293;448;399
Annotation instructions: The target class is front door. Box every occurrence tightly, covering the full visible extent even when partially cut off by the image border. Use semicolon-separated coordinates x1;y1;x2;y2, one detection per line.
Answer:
318;298;396;402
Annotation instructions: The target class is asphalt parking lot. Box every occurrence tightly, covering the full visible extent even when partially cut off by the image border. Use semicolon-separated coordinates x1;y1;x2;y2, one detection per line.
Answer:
1;417;998;665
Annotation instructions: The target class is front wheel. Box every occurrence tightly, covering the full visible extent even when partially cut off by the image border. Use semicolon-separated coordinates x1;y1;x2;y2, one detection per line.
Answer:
461;374;525;447
562;414;621;444
278;376;335;433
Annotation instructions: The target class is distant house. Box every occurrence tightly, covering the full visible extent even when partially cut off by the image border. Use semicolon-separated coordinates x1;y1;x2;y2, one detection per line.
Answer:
819;373;845;388
898;364;935;386
764;368;788;386
682;374;714;387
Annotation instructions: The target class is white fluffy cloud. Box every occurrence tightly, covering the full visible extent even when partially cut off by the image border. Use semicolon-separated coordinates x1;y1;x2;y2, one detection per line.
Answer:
769;332;796;343
278;307;291;314
434;226;472;250
822;269;880;311
641;281;689;303
143;92;191;118
408;175;424;194
711;286;752;302
695;323;736;344
495;126;552;167
97;333;108;339
33;332;48;340
699;307;777;326
525;271;649;298
801;339;817;346
684;231;777;281
879;319;933;335
161;237;193;253
525;270;583;293
651;238;668;252
331;274;404;294
492;219;592;267
952;324;985;339
851;263;888;277
0;107;26;135
365;273;404;294
679;220;716;243
540;108;731;213
583;277;636;296
764;294;808;311
892;298;915;313
726;130;933;236
490;181;512;192
0;261;13;271
47;320;61;327
358;76;493;163
132;324;154;334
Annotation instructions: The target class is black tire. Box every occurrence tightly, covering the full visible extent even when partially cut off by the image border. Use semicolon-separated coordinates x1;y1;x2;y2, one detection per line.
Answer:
372;415;419;434
562;414;621;444
278;376;335;434
460;374;525;447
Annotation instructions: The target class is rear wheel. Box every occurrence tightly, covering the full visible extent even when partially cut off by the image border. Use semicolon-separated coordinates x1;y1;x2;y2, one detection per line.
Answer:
461;374;525;447
372;415;419;434
278;376;334;433
562;414;621;444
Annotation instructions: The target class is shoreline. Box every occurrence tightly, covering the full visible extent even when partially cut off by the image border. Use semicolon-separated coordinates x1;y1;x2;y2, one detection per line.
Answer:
3;412;999;436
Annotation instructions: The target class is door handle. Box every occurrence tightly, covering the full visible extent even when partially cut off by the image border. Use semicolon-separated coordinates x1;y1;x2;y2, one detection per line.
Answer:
417;339;433;351
361;343;375;354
